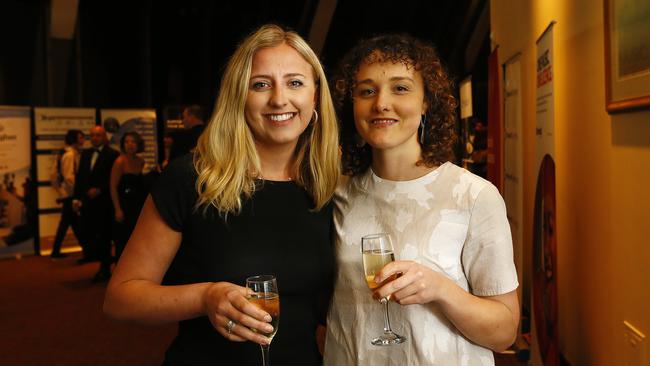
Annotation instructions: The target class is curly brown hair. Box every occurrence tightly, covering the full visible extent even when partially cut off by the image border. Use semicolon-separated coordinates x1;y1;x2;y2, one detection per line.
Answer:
333;34;458;176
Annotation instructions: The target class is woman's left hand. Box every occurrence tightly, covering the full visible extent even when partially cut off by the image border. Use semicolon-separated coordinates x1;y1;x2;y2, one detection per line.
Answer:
373;260;451;305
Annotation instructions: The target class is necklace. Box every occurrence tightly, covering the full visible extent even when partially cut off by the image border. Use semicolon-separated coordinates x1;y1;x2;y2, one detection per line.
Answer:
257;173;292;182
259;176;292;182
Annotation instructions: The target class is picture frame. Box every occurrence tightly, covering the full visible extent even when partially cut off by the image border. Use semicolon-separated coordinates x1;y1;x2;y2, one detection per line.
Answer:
604;0;650;114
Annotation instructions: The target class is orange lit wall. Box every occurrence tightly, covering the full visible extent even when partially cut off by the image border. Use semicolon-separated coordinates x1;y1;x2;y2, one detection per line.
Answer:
491;0;650;365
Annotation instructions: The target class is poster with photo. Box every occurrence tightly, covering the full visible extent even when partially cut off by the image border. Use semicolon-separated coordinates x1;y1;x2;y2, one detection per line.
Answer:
0;106;34;258
533;22;559;366
99;109;159;172
503;54;525;337
33;107;96;253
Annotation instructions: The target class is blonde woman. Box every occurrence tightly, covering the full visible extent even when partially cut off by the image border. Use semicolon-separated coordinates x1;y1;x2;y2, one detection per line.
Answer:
104;24;339;366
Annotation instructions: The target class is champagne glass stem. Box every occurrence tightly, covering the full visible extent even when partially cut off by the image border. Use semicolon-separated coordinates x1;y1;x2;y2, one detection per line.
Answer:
380;298;394;334
260;344;270;366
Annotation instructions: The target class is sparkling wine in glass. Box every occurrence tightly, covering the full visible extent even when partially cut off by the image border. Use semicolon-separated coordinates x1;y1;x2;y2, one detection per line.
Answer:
246;275;280;366
361;233;406;346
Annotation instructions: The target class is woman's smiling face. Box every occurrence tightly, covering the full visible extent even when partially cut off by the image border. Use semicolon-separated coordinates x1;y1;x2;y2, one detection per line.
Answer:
244;42;317;150
352;58;427;154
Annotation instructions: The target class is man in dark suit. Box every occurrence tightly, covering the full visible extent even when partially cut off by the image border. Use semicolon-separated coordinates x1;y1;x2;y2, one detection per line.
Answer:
74;125;119;282
168;105;205;162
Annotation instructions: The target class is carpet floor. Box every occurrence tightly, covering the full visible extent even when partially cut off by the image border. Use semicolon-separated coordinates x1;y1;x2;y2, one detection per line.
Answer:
0;254;175;366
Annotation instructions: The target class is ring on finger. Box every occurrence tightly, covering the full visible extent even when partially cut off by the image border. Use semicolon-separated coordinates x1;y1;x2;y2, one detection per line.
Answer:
226;319;237;334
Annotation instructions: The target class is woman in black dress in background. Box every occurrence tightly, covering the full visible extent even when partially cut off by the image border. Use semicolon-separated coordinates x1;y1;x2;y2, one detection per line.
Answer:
109;131;146;260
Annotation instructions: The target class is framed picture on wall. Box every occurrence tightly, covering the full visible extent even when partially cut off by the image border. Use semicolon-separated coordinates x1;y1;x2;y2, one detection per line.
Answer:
604;0;650;114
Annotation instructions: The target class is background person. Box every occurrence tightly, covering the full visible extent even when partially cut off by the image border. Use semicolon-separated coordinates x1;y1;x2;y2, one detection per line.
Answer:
50;129;84;259
74;125;119;282
168;105;205;163
160;131;174;169
109;131;146;261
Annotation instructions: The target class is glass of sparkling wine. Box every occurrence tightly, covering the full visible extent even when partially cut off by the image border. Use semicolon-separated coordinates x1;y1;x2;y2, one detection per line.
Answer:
246;275;280;366
361;233;406;346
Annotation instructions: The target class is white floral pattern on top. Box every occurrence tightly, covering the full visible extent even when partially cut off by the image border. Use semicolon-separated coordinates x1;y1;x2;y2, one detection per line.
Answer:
324;162;519;366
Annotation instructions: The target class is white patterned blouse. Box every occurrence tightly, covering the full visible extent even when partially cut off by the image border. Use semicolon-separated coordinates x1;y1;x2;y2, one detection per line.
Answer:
324;162;519;366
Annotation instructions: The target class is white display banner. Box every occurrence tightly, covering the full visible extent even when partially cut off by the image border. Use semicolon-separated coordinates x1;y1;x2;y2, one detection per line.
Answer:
33;107;96;252
459;77;473;119
33;107;95;206
535;23;556;164
38;212;62;247
33;107;96;151
0;106;34;258
99;109;159;172
503;55;524;291
532;21;559;366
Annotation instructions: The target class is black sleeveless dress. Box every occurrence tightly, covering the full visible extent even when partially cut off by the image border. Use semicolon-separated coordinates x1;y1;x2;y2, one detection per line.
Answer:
152;154;335;366
113;172;146;259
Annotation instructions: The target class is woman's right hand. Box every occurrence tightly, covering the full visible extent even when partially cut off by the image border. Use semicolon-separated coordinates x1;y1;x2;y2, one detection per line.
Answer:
203;282;274;345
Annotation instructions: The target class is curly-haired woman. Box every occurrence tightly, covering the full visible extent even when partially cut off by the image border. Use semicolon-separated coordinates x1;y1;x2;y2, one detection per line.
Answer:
324;34;519;365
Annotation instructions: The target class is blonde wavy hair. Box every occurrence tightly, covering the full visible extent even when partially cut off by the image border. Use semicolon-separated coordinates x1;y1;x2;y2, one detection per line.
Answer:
194;24;340;215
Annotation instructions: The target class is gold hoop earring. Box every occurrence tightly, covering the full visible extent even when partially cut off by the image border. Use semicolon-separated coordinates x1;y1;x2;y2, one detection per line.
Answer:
311;110;319;124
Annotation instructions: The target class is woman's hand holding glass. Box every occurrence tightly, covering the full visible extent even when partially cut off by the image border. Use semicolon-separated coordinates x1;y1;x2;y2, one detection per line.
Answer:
203;282;274;345
372;260;450;305
361;233;406;346
246;275;280;366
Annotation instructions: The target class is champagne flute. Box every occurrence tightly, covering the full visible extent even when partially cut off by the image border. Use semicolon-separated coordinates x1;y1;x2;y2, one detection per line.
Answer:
361;233;406;346
246;275;280;366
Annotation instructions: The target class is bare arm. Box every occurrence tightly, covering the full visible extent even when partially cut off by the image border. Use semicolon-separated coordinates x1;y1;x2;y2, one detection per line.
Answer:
104;195;204;323
437;285;519;351
375;262;519;351
109;156;124;221
104;196;274;345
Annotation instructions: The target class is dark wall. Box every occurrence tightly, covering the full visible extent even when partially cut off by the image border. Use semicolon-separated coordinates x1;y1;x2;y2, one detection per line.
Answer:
0;0;489;128
0;0;317;111
0;0;48;106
